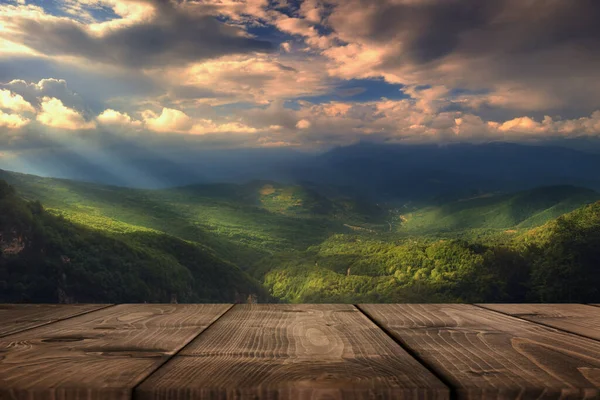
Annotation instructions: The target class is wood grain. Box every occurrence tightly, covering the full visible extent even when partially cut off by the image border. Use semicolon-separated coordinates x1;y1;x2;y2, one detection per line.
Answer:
0;304;231;400
0;304;111;338
477;304;600;341
359;304;600;400
136;304;449;400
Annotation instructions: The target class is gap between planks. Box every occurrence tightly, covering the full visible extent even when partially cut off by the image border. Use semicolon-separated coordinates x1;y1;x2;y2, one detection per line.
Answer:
135;304;450;399
4;304;600;400
130;303;235;399
473;304;600;343
355;304;459;400
358;303;600;399
0;304;235;400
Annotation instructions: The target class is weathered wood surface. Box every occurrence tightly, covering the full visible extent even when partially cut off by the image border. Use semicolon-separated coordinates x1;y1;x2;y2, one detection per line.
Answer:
0;304;231;400
359;304;600;400
478;303;600;341
136;304;450;400
0;303;111;338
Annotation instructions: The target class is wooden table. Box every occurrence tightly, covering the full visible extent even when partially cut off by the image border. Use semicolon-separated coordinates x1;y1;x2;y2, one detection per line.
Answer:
1;304;600;399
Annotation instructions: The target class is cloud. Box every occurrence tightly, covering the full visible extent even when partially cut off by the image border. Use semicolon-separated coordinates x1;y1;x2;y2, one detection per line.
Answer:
0;36;38;56
185;0;270;23
493;112;600;138
497;117;546;134
0;110;30;129
36;96;96;130
1;78;87;112
1;2;600;151
280;42;292;53
0;89;35;113
159;54;331;105
97;109;142;128
190;120;258;135
296;119;311;129
274;15;316;37
271;12;335;50
143;107;193;133
317;0;600;115
0;1;273;68
299;0;324;24
238;96;600;148
141;106;259;135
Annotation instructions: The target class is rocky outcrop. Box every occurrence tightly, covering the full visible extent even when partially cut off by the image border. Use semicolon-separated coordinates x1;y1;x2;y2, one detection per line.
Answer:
0;231;25;255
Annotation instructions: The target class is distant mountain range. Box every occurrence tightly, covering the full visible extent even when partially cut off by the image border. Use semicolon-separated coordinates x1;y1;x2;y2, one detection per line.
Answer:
4;143;600;203
291;142;600;202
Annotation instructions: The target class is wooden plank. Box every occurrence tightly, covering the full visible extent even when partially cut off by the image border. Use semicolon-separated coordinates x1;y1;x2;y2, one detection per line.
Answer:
0;303;231;400
136;304;449;400
359;304;600;399
477;304;600;341
0;304;111;337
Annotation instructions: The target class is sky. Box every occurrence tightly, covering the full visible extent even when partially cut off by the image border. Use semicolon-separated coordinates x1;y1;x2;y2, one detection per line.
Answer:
1;0;600;174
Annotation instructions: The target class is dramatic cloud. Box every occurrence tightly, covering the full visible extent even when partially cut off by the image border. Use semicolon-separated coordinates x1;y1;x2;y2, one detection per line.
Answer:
0;110;30;129
159;54;331;105
0;89;35;113
0;1;273;68
1;0;600;154
143;107;193;133
321;0;600;114
97;109;142;128
190;120;258;135
37;97;96;130
1;78;87;112
141;106;259;135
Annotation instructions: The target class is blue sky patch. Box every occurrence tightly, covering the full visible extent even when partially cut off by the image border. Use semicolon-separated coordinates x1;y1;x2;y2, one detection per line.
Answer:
294;78;409;104
23;0;120;22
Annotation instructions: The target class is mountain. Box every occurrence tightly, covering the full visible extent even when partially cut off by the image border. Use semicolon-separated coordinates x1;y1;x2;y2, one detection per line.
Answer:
0;180;267;303
289;142;600;201
5;143;600;201
0;170;385;266
398;185;600;233
0;146;311;188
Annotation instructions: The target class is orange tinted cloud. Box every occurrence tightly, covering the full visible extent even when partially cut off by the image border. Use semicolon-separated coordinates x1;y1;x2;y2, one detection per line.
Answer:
36;97;95;130
0;89;35;113
0;111;30;129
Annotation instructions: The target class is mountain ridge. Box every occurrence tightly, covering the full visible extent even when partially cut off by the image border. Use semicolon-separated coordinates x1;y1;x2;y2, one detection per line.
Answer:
5;142;600;197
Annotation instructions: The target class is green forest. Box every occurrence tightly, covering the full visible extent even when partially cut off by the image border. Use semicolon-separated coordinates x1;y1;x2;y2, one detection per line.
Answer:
1;169;599;303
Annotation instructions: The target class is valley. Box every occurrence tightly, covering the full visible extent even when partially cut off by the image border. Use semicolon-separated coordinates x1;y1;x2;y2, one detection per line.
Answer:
1;166;600;304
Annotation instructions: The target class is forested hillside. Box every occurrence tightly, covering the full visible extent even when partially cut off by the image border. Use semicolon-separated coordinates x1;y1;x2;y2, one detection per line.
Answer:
0;170;385;265
1;168;600;304
399;185;600;234
0;180;267;303
260;199;600;303
518;201;600;301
